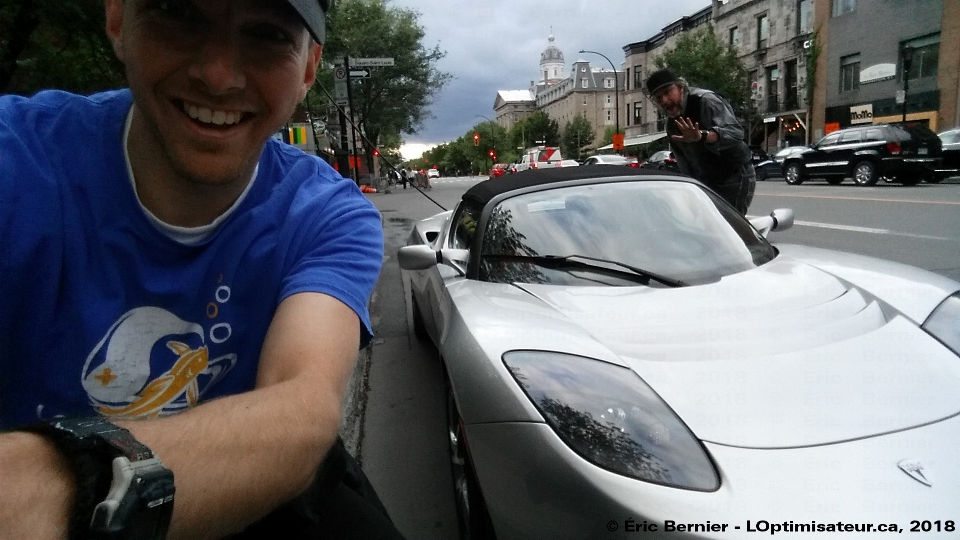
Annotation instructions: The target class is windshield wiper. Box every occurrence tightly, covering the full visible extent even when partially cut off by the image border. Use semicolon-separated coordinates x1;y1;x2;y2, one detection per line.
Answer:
483;254;684;287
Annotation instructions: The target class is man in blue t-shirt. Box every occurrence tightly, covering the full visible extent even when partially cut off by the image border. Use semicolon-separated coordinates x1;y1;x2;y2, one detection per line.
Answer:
0;1;401;538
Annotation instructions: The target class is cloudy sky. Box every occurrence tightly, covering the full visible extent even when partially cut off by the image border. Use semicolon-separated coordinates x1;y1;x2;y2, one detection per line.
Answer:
387;0;712;159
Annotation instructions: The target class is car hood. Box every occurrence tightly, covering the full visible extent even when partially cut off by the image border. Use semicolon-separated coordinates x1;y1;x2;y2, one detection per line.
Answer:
511;256;960;448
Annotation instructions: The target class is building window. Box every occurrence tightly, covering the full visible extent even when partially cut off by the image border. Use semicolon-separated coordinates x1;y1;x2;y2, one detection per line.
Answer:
757;15;769;49
606;110;612;122
581;66;587;72
603;78;614;89
581;78;589;88
798;0;813;34
606;94;612;105
626;103;631;126
765;65;779;112
901;34;940;81
583;96;587;105
839;53;860;92
634;102;642;124
625;68;631;90
553;68;558;77
832;0;855;16
729;27;739;48
633;68;643;89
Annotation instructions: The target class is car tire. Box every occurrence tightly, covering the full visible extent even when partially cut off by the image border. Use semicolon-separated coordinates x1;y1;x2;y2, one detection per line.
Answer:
923;174;944;184
784;163;804;185
446;377;496;540
825;177;843;185
411;295;429;340
853;160;878;186
756;170;767;182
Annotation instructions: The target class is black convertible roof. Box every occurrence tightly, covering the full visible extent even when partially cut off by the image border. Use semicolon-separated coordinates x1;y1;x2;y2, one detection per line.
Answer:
462;165;684;206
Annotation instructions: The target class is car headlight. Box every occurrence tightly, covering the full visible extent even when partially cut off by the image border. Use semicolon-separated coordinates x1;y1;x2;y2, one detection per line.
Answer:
503;350;719;491
923;293;960;356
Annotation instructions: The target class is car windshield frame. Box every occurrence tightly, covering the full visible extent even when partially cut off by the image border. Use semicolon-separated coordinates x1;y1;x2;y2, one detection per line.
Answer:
470;180;777;286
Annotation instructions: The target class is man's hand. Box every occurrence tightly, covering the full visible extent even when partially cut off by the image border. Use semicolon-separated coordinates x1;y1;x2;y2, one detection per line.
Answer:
672;117;706;143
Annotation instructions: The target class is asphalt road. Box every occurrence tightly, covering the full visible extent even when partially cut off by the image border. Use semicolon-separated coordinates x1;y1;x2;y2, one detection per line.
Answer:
356;174;960;539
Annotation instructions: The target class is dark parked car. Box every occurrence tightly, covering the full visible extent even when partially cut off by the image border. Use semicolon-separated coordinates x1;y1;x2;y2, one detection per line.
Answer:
781;123;942;186
640;150;680;172
935;128;960;181
755;146;808;181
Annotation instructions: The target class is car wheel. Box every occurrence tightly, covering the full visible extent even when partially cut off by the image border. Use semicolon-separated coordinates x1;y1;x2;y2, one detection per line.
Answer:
853;160;878;186
784;163;804;185
898;175;922;186
825;177;843;185
447;378;496;540
411;295;428;340
756;170;767;182
924;174;945;184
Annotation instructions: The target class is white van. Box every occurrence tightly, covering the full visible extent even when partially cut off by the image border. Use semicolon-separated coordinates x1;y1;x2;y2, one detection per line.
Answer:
514;146;563;172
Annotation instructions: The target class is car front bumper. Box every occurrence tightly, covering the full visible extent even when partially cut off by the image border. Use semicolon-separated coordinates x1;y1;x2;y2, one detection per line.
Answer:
466;415;960;539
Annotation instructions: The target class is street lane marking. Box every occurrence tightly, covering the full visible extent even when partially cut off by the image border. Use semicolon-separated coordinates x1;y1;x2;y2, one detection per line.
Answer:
756;192;960;206
792;220;957;242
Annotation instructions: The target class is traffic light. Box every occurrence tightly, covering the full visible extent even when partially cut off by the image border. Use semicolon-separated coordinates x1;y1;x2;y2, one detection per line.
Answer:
473;133;480;146
488;149;496;160
373;148;380;157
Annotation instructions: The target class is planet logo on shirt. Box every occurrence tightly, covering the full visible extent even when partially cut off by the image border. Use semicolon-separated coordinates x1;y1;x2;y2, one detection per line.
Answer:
81;306;237;418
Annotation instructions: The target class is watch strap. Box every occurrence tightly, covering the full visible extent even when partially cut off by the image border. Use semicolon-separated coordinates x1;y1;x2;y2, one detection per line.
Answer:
20;418;174;540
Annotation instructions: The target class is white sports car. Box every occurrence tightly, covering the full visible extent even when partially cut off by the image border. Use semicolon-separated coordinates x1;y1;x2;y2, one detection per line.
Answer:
399;166;960;539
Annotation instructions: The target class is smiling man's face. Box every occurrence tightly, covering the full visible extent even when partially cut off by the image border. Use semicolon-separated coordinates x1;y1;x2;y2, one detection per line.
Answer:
106;0;322;188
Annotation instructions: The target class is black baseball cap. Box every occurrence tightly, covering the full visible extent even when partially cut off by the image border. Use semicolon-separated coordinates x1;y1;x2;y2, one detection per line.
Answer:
287;0;330;44
645;68;681;97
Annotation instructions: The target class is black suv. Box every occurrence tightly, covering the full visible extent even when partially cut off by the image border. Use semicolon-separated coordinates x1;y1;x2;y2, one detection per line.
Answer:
782;123;942;186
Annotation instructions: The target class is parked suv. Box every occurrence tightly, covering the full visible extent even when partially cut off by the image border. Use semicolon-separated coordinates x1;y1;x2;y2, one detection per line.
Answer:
781;123;942;186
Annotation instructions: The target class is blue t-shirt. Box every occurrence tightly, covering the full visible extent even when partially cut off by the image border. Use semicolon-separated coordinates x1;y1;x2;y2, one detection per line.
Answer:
0;90;383;429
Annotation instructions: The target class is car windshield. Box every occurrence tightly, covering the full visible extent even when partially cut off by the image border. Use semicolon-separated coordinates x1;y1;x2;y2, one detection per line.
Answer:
477;181;776;286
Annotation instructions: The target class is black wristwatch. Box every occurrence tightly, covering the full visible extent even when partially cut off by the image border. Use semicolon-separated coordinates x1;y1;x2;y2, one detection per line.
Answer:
700;129;712;142
23;417;175;540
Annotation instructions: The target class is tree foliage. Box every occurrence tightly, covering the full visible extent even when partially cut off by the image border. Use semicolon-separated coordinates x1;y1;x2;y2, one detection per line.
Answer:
312;0;451;170
562;114;595;160
654;25;748;111
1;0;125;95
509;110;560;150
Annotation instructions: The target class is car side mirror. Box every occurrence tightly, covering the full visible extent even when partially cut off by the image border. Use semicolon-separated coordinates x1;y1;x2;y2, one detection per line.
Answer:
398;245;469;275
750;208;795;237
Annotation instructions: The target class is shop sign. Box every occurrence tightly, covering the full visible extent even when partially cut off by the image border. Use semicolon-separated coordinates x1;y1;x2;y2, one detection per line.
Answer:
850;104;873;125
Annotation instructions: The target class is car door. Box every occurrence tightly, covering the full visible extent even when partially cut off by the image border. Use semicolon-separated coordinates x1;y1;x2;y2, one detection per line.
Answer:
420;201;480;344
803;132;842;177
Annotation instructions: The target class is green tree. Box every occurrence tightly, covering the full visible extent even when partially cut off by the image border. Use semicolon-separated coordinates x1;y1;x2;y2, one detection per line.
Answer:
562;114;595;160
510;111;560;150
654;25;748;113
1;0;125;95
314;0;451;172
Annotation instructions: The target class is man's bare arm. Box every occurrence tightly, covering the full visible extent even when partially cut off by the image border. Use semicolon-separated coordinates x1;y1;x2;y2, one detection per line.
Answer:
0;292;360;540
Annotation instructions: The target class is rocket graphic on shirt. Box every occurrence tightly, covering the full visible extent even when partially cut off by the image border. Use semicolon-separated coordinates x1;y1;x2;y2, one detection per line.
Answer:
81;306;237;418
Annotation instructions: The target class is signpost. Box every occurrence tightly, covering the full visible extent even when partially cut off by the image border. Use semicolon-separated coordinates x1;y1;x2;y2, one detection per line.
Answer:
335;57;395;184
349;57;395;67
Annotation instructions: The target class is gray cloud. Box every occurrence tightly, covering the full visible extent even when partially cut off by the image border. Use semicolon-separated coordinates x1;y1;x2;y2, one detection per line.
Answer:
387;0;712;153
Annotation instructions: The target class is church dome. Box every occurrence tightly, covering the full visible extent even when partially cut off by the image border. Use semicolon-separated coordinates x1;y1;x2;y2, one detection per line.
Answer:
540;34;564;65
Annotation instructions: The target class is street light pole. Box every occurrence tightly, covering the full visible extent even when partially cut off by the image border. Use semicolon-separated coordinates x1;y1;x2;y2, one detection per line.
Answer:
580;49;620;151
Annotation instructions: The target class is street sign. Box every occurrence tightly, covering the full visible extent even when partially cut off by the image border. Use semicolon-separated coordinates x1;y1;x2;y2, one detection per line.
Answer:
895;90;906;104
349;68;372;79
349;57;395;67
333;66;347;81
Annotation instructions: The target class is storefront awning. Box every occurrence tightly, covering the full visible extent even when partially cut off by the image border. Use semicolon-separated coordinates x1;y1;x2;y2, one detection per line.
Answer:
598;131;668;151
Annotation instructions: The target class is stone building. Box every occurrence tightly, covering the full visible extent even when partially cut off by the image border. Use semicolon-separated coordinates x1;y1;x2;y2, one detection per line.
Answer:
810;0;960;139
493;34;624;150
